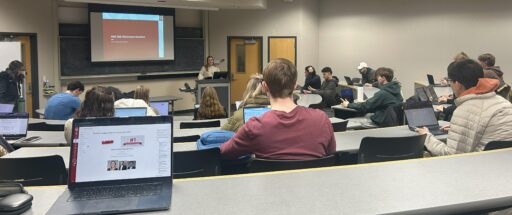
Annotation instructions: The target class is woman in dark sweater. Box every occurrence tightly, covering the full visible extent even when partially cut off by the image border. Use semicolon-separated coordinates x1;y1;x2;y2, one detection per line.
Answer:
302;65;321;92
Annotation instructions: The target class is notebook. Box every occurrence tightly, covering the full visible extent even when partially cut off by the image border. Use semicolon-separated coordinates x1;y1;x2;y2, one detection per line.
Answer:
47;116;173;215
0;113;29;140
243;106;271;123
404;102;447;136
150;101;169;116
114;107;147;117
0;103;14;113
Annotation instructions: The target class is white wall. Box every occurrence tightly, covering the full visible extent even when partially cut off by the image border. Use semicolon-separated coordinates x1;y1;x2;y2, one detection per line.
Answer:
208;0;319;85
319;0;512;98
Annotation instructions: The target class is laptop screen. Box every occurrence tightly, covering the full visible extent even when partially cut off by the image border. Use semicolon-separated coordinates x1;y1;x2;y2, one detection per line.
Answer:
115;107;147;117
150;101;169;116
70;117;172;183
0;104;14;113
405;107;438;128
344;76;353;85
0;113;28;138
243;106;271;123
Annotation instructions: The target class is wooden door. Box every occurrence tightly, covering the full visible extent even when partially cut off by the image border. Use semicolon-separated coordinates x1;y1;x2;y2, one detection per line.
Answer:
17;36;33;117
228;37;262;103
268;37;296;65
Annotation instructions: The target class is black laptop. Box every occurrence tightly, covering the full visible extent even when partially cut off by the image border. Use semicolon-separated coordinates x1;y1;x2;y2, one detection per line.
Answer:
0;112;29;140
427;74;444;87
344;76;363;86
404;102;447;136
47;116;173;215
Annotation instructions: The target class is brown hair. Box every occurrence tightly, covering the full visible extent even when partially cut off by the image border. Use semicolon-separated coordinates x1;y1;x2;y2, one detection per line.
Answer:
134;85;150;104
262;58;297;99
453;52;469;62
204;56;214;71
75;86;115;118
240;74;264;108
478;53;495;67
375;67;394;82
197;87;226;120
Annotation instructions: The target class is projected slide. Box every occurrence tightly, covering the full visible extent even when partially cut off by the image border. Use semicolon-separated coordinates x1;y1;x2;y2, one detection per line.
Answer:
90;12;174;62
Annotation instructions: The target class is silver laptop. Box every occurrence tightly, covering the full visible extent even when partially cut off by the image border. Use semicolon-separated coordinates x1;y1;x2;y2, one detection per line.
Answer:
114;107;147;117
47;116;173;215
0;112;29;140
0;103;14;113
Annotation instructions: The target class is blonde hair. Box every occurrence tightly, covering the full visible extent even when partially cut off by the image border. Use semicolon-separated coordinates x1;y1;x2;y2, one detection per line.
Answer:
197;87;226;120
240;74;264;108
134;85;150;104
453;52;469;62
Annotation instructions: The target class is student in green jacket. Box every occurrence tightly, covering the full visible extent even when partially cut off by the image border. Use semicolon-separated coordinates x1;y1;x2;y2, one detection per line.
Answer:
221;74;270;132
340;67;403;126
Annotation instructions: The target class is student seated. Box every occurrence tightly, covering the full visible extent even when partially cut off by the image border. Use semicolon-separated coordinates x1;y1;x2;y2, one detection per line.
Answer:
303;67;339;108
416;59;512;156
221;74;269;132
64;86;115;144
195;86;227;120
114;85;157;116
340;67;403;126
301;65;321;92
220;58;336;160
44;81;84;120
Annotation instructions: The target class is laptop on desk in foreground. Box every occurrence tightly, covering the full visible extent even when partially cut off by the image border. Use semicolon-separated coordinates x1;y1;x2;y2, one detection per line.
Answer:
47;116;173;215
0;112;28;140
404;102;447;136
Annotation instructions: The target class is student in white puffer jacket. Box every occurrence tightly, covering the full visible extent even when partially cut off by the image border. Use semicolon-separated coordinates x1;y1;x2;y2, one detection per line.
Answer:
416;59;512;156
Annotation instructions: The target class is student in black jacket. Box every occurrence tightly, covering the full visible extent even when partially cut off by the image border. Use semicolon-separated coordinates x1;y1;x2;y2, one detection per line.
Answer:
304;67;340;108
301;65;321;92
0;61;24;111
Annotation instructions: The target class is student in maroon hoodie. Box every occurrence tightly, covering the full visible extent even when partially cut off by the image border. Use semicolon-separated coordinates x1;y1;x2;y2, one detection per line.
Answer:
220;58;336;160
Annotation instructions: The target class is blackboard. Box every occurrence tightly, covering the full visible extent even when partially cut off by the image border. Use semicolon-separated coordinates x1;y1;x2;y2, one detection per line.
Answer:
59;24;204;77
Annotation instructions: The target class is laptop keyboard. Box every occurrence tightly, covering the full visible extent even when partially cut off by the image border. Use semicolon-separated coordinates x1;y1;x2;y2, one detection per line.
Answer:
68;182;162;201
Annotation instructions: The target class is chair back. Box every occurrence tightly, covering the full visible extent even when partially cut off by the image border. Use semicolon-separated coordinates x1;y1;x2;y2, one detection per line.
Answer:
332;120;348;132
173;148;221;179
28;122;64;131
484;140;512;151
0;155;67;186
174;135;200;143
248;155;337;173
180;120;220;129
358;135;426;164
379;103;404;127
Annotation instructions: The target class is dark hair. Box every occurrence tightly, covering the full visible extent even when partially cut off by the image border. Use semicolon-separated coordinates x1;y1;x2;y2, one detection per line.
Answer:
448;59;483;90
106;86;124;101
478;53;495;67
75;86;115;118
305;65;316;76
7;60;23;73
453;52;469;62
67;81;84;92
321;67;333;74
375;67;394;82
263;58;297;98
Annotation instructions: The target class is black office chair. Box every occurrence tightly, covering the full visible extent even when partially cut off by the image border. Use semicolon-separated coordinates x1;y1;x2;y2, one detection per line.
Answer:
173;148;221;179
0;155;67;186
173;135;200;143
332;120;349;132
28;122;64;131
358;135;426;164
379;103;404;127
248;155;337;173
180;120;220;129
484;140;512;151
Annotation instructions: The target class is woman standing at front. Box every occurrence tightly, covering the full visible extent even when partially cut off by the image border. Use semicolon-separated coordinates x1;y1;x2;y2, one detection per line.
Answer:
197;56;220;80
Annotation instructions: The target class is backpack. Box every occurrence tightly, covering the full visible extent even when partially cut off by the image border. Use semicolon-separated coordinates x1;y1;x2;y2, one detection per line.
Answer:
196;130;235;150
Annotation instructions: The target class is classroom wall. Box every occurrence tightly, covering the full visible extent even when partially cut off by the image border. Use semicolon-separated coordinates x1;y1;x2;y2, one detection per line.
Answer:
318;0;512;98
207;0;319;85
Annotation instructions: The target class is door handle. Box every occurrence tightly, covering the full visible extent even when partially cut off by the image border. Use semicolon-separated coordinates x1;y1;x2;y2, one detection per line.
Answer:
231;73;235;81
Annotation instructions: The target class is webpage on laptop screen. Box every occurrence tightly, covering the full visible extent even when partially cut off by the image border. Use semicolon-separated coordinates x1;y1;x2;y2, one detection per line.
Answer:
0;118;28;135
70;123;171;183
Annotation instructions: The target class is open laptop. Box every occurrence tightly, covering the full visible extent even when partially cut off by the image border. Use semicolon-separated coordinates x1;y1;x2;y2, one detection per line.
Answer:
243;106;271;123
404;102;447;136
47;116;173;215
344;76;363;86
115;107;147;117
0;112;29;140
427;74;444;87
213;72;228;79
0;103;15;113
150;101;169;116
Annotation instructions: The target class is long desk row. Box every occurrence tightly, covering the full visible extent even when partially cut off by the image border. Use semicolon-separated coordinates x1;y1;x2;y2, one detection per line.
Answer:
22;149;512;214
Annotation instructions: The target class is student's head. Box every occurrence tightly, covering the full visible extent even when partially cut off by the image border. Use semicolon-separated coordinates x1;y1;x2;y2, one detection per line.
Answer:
134;85;150;104
198;86;225;119
357;62;369;74
67;81;84;96
76;86;115;118
375;67;394;84
477;53;495;68
206;56;214;67
321;67;333;80
305;65;316;77
447;59;483;97
6;60;25;80
453;52;469;62
241;74;264;107
262;58;297;99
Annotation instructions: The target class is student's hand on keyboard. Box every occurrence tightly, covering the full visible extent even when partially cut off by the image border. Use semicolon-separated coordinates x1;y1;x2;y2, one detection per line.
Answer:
433;105;444;112
340;99;350;108
440;125;450;132
307;86;317;92
303;90;311;94
415;127;430;135
438;96;448;103
364;83;373;87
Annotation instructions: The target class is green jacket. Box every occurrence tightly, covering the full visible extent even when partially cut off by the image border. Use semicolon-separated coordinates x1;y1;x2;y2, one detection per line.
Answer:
221;95;270;132
348;81;403;125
